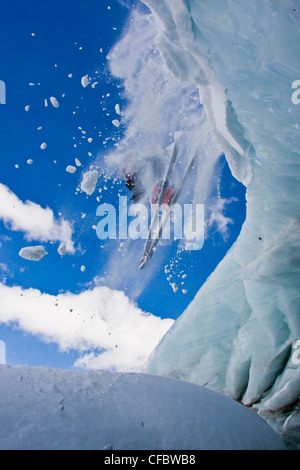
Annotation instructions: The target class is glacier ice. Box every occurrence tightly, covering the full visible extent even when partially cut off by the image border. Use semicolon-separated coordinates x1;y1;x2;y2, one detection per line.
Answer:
0;365;286;450
141;0;300;448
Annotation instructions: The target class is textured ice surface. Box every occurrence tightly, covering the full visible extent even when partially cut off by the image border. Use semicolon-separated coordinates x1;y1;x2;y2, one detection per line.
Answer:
143;0;300;447
0;365;286;450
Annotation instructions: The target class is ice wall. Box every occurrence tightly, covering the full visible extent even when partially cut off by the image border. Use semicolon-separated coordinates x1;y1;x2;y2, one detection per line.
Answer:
143;0;300;439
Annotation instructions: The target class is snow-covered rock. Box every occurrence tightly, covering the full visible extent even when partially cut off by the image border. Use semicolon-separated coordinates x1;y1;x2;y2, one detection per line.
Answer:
0;365;286;450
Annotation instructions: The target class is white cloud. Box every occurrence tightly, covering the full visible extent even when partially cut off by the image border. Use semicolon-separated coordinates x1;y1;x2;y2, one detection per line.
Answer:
0;263;11;283
0;283;173;371
0;183;74;253
207;197;237;239
0;263;9;273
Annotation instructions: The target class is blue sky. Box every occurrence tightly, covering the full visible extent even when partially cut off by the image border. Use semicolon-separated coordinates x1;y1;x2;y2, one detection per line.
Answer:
0;0;246;369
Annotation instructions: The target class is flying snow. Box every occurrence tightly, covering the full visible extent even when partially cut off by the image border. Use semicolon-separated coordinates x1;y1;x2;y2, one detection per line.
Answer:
80;170;99;195
19;246;47;261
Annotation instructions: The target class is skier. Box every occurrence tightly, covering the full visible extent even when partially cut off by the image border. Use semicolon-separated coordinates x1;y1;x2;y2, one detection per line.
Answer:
151;181;174;205
124;169;146;202
138;144;198;269
121;155;174;204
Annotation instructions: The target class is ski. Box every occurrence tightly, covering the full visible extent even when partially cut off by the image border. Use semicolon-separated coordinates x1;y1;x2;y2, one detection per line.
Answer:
139;143;179;267
139;150;198;269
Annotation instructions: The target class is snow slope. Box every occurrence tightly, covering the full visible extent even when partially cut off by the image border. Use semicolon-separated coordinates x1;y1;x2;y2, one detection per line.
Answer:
0;365;286;450
142;0;300;448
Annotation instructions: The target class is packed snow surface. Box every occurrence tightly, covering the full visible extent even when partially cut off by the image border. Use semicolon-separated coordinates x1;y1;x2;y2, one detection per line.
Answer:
0;365;286;450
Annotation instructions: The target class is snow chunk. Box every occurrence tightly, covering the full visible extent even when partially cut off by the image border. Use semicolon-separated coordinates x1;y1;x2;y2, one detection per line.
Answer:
81;75;89;88
50;96;59;108
80;170;98;195
19;246;47;261
115;103;121;115
66;165;76;174
27;159;33;165
25;105;30;112
57;243;67;256
80;265;86;272
75;158;81;166
40;142;47;150
112;119;120;127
